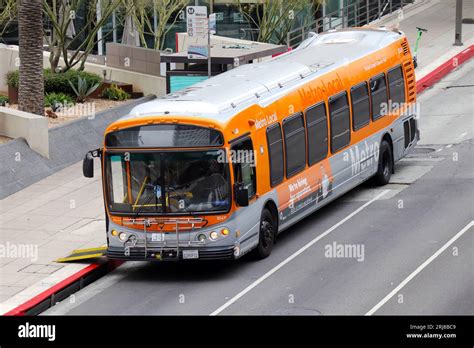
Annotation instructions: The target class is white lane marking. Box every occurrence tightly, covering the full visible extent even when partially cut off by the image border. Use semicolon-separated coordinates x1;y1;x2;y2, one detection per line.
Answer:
456;132;468;141
446;144;453;148
365;221;474;316
210;189;390;316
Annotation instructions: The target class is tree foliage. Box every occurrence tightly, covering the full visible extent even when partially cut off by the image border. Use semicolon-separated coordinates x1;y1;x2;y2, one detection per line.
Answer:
0;0;17;36
122;0;188;50
235;0;324;45
43;0;121;72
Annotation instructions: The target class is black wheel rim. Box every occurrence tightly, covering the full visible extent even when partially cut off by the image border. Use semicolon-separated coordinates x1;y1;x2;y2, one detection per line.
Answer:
260;219;273;249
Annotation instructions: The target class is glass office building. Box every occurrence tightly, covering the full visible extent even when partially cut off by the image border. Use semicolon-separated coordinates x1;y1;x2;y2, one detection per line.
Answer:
0;0;412;52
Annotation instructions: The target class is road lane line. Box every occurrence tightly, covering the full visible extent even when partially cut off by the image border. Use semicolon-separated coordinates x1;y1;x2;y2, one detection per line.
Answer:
365;221;474;316
210;189;391;316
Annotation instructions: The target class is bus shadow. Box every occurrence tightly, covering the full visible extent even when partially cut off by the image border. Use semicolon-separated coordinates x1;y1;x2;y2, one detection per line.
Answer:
121;183;373;283
119;256;252;284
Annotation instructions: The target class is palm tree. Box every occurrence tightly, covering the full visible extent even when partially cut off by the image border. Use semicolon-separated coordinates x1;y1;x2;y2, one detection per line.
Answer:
18;0;44;116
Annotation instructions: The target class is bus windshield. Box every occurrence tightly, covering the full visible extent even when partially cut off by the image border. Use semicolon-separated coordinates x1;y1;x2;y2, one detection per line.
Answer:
105;150;230;215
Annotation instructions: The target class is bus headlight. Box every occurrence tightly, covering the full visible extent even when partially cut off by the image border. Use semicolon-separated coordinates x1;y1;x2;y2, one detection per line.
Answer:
111;230;118;237
221;228;230;236
209;231;219;240
118;232;127;242
197;234;206;242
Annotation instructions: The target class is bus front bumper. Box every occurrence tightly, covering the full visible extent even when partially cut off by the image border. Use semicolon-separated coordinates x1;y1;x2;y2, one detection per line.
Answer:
106;245;236;261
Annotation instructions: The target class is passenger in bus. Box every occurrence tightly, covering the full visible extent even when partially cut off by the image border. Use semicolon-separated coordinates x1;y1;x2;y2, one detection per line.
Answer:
189;158;229;210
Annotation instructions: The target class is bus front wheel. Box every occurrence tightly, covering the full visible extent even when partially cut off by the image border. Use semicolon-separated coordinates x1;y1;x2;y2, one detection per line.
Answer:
374;140;393;186
254;208;275;259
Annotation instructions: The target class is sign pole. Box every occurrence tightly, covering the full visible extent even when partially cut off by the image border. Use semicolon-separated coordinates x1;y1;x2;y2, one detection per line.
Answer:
208;17;211;78
454;0;463;46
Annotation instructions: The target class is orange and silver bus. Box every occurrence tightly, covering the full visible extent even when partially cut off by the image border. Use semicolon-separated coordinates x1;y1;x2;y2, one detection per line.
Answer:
83;28;418;261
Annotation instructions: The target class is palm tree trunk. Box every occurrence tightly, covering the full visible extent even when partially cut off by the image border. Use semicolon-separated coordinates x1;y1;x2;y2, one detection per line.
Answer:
18;0;44;116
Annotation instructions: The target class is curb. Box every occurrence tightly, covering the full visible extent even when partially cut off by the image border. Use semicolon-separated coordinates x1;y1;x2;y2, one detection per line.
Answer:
4;260;123;316
4;44;474;318
416;45;474;93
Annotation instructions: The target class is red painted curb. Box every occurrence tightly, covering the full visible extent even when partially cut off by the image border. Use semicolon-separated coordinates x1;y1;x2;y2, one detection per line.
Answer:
4;260;123;316
416;45;474;94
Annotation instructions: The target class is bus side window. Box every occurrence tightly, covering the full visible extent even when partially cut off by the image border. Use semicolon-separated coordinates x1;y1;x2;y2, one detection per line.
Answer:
329;91;351;153
305;102;328;166
231;138;256;199
283;113;306;178
266;123;284;187
350;82;370;130
387;65;406;109
370;73;389;120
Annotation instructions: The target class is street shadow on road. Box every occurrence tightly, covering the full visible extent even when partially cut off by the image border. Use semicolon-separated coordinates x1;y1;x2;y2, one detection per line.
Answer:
118;194;356;285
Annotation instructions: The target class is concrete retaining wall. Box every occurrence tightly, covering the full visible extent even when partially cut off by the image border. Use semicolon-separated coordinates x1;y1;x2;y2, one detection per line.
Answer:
106;43;162;76
0;107;49;158
0;95;155;199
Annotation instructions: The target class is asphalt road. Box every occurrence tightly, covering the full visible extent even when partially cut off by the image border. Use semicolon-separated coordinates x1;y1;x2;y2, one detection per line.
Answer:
45;60;474;316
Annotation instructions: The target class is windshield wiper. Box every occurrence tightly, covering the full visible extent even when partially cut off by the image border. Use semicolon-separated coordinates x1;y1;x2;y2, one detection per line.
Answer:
133;186;161;218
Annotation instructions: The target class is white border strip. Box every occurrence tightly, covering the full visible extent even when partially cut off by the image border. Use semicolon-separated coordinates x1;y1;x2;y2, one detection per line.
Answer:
365;220;474;315
210;189;390;316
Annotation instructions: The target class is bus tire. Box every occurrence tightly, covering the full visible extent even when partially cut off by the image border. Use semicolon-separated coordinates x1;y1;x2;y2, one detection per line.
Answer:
374;140;393;186
254;208;275;259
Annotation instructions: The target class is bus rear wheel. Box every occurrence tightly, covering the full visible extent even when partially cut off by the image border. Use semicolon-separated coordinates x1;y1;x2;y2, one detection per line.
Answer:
254;208;275;259
373;140;393;186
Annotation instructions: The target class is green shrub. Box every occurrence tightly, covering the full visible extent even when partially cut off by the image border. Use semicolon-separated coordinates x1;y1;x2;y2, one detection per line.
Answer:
44;92;75;111
0;95;9;106
6;70;19;89
100;84;130;101
44;69;102;95
5;69;102;96
68;76;101;103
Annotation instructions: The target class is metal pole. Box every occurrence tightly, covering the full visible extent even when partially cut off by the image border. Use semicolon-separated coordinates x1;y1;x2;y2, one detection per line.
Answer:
112;10;117;43
454;0;463;46
366;0;369;24
208;17;211;78
97;1;103;55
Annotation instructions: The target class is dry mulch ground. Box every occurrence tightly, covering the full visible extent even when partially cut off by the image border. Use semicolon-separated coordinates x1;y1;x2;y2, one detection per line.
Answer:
1;98;130;145
0;135;12;144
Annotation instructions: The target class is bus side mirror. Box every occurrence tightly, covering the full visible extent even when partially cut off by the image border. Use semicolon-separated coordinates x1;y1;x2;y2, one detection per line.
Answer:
83;149;100;178
234;183;249;207
83;152;94;178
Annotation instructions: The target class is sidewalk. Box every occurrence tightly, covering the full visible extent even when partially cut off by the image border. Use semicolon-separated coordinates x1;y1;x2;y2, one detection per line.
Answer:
0;160;105;311
1;0;473;315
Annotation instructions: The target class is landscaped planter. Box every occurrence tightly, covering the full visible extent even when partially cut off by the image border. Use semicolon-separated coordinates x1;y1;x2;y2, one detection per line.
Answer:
8;85;18;104
89;80;134;98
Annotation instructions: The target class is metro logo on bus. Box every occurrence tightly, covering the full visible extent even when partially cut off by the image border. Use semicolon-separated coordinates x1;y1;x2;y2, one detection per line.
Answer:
299;76;344;105
255;112;277;129
346;140;380;177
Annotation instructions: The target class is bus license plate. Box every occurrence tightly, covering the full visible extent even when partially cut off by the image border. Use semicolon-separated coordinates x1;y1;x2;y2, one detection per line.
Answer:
151;233;163;242
183;250;199;259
